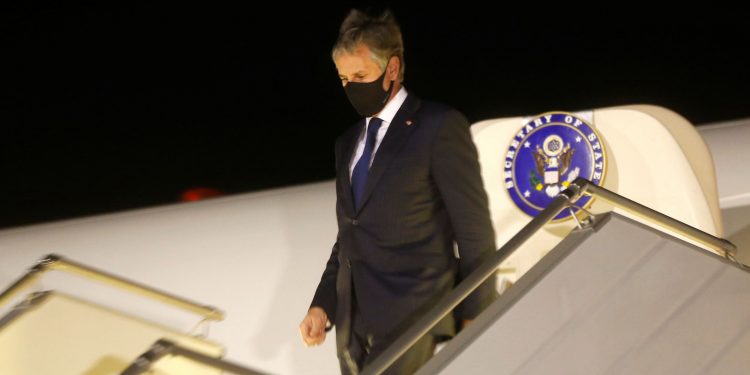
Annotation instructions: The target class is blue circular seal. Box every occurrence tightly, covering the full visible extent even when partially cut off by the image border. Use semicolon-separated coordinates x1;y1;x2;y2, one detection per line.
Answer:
503;112;606;221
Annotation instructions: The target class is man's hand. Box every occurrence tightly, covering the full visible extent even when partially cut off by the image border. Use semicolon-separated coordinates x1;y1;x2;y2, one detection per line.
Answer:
299;307;329;347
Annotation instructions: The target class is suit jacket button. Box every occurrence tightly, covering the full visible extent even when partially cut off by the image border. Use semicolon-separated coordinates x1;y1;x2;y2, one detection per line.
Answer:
351;219;359;226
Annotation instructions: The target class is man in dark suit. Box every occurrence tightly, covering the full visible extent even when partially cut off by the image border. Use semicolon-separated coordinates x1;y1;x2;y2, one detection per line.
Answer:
299;9;497;375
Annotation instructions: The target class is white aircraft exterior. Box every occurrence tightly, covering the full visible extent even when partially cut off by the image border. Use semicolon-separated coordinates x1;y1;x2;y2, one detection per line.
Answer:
1;106;748;374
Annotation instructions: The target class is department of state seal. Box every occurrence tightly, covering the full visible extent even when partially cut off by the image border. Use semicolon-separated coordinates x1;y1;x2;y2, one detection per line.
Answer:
503;112;606;221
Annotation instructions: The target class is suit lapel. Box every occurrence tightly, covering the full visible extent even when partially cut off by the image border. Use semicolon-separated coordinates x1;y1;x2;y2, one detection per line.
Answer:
339;119;364;215
356;95;422;214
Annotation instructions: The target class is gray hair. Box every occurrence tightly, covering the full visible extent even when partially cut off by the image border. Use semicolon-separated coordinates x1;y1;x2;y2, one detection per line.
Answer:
332;9;405;82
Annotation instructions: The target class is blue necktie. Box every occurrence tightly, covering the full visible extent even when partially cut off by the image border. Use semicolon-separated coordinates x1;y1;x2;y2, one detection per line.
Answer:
351;117;383;210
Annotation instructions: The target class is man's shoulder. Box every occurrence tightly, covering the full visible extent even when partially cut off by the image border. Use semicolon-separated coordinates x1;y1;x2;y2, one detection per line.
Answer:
413;98;470;130
416;99;462;116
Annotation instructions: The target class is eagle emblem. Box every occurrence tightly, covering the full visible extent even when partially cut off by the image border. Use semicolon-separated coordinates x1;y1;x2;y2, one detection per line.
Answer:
531;135;578;198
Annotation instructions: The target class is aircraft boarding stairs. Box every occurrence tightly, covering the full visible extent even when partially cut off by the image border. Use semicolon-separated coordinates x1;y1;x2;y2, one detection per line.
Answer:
361;178;749;375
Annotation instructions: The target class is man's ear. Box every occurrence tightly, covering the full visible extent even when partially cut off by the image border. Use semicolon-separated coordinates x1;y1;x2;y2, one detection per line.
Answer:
388;56;400;80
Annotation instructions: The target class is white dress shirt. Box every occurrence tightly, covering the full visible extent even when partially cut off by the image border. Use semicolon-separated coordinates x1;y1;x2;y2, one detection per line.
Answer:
349;87;408;180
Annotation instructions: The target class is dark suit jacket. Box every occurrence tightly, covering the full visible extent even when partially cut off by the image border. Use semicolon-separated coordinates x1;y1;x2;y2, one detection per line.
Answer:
311;94;497;352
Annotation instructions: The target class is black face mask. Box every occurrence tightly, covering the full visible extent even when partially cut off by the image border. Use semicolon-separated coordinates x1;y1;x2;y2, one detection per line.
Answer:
344;67;395;117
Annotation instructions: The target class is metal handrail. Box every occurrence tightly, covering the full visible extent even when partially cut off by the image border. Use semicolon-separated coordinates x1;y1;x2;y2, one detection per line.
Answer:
570;181;736;257
121;339;267;375
362;177;737;375
0;254;224;321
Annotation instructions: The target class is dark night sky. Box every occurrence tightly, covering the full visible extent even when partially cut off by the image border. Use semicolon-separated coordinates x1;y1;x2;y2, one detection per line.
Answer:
3;4;749;229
